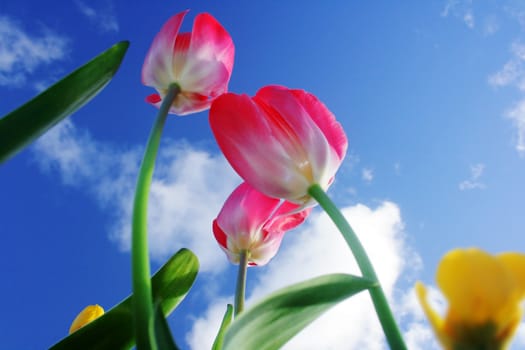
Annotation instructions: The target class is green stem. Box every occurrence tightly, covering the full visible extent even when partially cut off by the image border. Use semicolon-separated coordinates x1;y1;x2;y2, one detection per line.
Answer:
132;84;180;350
234;250;248;316
307;184;407;350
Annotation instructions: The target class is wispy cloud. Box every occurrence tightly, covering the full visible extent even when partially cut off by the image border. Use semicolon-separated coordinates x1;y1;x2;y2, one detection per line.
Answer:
442;2;525;156
186;201;435;349
0;16;68;87
33;120;241;272
489;41;525;155
441;0;459;17
441;0;475;29
515;323;525;348
459;163;486;190
362;168;374;183
505;4;525;31
463;10;475;28
506;100;525;155
489;41;525;90
75;0;119;33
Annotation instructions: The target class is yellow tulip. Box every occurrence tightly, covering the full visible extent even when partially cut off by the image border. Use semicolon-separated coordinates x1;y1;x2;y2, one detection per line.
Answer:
416;248;525;349
68;304;104;334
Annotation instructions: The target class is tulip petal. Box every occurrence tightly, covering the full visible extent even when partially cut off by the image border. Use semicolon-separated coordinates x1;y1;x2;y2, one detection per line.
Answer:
248;231;287;266
210;86;346;203
190;13;234;76
213;183;310;266
210;93;311;201
145;94;162;105
171;13;233;104
213;220;228;249
264;201;311;236
178;58;230;98
142;11;188;89
254;86;343;196
216;183;282;246
168;91;210;115
290;89;348;160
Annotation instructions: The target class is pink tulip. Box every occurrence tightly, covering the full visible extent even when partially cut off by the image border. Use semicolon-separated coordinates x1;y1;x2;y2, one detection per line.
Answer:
142;10;234;115
210;85;348;205
213;182;311;266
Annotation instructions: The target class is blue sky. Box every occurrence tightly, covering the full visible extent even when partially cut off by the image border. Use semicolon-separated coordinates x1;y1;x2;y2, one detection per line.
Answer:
1;1;525;349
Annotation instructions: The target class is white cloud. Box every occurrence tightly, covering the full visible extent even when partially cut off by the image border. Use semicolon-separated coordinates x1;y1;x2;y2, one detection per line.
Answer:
464;10;475;28
441;0;459;17
33;119;241;272
506;99;525;155
185;298;231;349
489;60;521;88
397;286;444;350
459;163;486;190
514;322;525;348
75;0;119;33
362;167;374;183
489;41;525;156
0;16;68;87
186;201;439;349
489;42;525;90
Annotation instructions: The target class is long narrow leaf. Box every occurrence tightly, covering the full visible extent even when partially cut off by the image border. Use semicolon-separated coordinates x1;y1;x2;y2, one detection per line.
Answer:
154;303;180;350
223;273;375;350
49;248;199;350
211;304;233;350
0;41;129;164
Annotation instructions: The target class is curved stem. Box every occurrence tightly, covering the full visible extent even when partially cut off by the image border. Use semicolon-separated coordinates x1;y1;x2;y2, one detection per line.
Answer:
132;84;180;350
307;184;407;350
234;250;248;316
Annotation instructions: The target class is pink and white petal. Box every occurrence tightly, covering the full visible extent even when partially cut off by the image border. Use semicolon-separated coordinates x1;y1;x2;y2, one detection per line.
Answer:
210;93;311;200
178;58;230;96
254;86;347;193
216;183;281;245
145;93;162;105
254;86;327;163
145;94;164;111
170;32;191;81
254;86;338;190
142;11;188;88
212;219;228;249
290;89;348;161
168;92;210;115
249;231;287;266
264;201;311;235
190;13;234;75
213;220;241;264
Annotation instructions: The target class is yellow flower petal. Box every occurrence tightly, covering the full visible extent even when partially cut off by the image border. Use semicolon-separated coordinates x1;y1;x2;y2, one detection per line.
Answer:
437;248;515;324
415;281;450;348
498;252;525;298
418;248;525;349
68;304;104;334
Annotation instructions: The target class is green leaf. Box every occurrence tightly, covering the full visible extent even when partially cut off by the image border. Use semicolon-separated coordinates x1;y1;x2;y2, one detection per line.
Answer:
0;41;129;164
49;248;199;350
222;273;375;350
211;304;233;350
154;303;180;350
